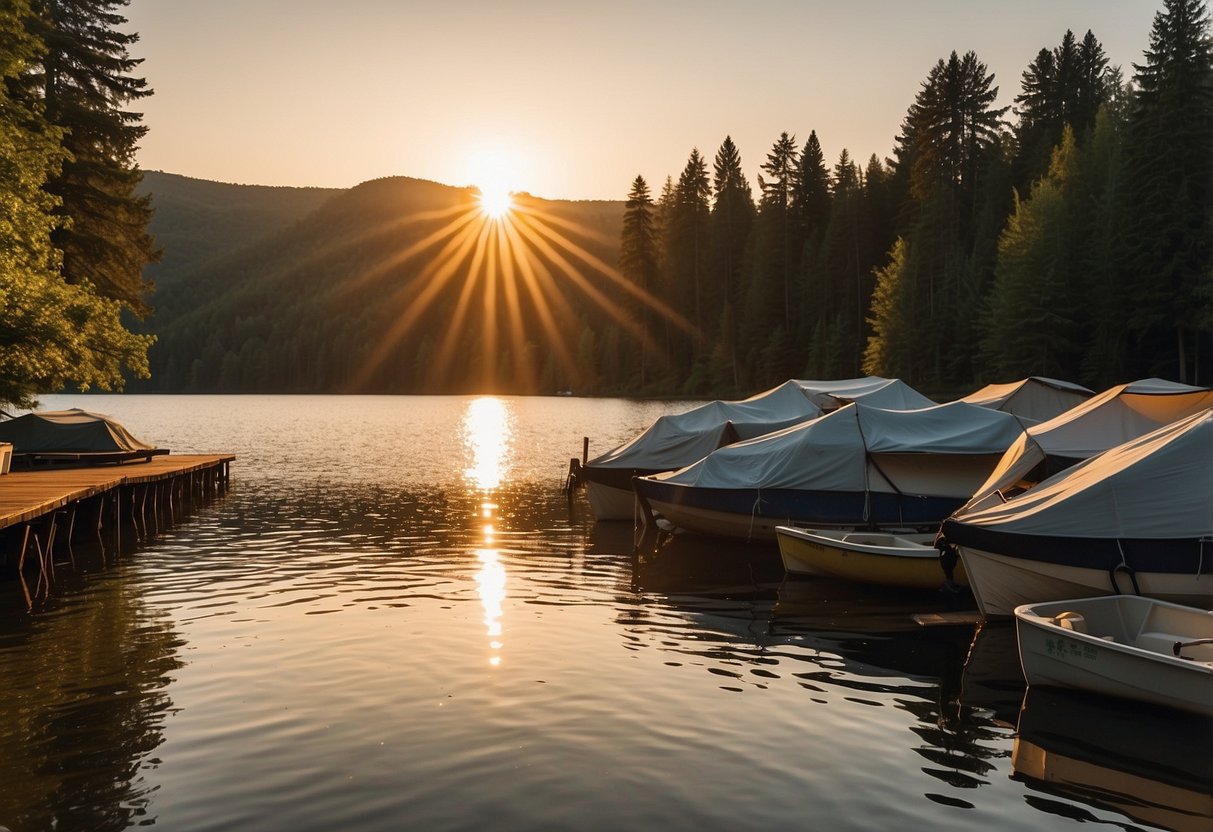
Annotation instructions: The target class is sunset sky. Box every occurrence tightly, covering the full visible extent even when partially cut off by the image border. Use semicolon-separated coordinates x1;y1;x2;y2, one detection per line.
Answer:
125;1;1165;201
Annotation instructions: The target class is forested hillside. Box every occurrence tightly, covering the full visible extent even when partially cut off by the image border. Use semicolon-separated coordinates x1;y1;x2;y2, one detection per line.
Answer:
135;176;624;394
131;2;1211;400
139;172;342;323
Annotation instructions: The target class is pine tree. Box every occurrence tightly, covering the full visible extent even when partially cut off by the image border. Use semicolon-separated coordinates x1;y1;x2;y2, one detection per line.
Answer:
901;51;1008;204
982;127;1083;379
758;132;800;332
662;150;711;385
20;0;159;316
1122;0;1213;381
710;136;754;389
618;175;660;388
877;50;1009;387
793;130;832;245
1014;30;1111;185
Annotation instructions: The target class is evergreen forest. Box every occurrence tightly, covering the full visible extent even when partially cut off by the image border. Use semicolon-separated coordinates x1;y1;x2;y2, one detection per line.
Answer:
1;1;1211;404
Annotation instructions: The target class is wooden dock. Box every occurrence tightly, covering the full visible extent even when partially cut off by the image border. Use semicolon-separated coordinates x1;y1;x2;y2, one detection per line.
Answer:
0;454;234;586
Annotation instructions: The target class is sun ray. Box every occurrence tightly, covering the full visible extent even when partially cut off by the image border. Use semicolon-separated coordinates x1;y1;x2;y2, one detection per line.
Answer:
481;219;500;384
510;218;683;348
494;218;534;391
346;172;708;395
431;217;496;389
337;205;482;297
348;214;486;390
501;221;580;383
514;208;694;334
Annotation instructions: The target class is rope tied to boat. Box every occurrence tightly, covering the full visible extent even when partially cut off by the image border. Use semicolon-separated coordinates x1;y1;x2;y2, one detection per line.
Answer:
1109;540;1141;595
748;490;762;542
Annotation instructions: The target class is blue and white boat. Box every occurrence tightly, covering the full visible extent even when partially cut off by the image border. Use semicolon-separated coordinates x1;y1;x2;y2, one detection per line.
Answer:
943;408;1213;618
576;377;933;520
632;401;1027;541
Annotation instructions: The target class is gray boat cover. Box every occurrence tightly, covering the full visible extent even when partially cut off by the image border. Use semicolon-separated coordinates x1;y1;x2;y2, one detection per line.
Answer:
962;378;1213;512
793;377;936;411
949;408;1213;539
0;409;155;453
650;401;1029;497
587;380;823;472
587;377;936;474
961;377;1092;421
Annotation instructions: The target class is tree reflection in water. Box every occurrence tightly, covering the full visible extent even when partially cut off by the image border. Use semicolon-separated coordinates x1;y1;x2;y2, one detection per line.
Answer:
0;555;183;831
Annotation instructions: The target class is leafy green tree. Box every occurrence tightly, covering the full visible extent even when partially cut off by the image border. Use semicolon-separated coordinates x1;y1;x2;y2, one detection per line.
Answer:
1121;0;1213;382
0;0;150;409
19;0;159;316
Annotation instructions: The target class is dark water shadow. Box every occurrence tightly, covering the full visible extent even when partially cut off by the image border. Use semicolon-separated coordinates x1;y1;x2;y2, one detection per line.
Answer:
1013;686;1213;832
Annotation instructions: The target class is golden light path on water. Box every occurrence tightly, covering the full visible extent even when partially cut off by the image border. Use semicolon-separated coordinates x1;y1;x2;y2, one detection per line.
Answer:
463;396;512;667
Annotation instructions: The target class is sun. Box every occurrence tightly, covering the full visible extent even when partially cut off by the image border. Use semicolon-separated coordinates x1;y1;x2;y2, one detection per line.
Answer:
478;183;514;219
464;145;521;219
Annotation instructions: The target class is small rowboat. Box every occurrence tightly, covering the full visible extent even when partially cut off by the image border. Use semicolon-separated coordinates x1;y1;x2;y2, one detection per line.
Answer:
1014;594;1213;716
775;526;965;590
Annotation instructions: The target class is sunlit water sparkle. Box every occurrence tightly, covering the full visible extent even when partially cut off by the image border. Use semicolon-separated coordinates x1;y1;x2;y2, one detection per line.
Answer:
0;394;1206;832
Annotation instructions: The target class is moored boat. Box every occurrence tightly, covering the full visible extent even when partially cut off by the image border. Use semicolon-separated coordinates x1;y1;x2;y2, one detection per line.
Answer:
942;408;1213;617
776;525;964;590
1014;594;1213;716
576;380;823;520
575;377;934;520
959;376;1092;422
633;401;1027;541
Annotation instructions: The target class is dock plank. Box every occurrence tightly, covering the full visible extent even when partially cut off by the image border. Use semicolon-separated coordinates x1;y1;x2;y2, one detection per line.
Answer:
0;454;234;529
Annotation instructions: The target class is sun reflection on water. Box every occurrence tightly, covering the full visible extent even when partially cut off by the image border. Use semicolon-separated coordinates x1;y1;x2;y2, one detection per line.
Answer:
463;397;512;491
463;397;513;667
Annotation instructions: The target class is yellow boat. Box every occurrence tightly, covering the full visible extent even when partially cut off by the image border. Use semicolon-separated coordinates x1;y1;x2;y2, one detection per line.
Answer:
776;525;966;590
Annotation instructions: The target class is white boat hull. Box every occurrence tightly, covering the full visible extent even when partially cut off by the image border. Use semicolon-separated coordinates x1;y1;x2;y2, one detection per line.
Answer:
958;544;1213;618
1015;595;1213;716
585;480;639;521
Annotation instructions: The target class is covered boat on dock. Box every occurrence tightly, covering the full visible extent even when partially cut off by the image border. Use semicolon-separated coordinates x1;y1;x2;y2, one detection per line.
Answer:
0;408;168;467
942;408;1213;618
574;377;933;521
632;401;1028;541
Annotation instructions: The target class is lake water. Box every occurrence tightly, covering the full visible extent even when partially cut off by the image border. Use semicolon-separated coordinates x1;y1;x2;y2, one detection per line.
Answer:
0;394;1208;832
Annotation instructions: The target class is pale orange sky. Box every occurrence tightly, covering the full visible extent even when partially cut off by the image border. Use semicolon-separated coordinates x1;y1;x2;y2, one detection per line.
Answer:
125;1;1164;201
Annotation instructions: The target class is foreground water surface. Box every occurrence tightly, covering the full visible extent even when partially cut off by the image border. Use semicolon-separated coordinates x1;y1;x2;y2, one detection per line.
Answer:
0;394;1209;832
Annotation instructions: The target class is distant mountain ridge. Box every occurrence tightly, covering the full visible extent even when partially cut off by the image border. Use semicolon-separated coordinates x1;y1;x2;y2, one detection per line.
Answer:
134;171;625;394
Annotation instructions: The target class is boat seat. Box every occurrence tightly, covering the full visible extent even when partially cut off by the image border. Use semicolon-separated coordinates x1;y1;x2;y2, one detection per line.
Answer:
1052;611;1087;633
1136;631;1213;659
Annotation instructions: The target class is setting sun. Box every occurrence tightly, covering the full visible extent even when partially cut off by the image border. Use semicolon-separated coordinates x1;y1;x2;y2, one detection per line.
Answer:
464;144;522;219
477;184;513;219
